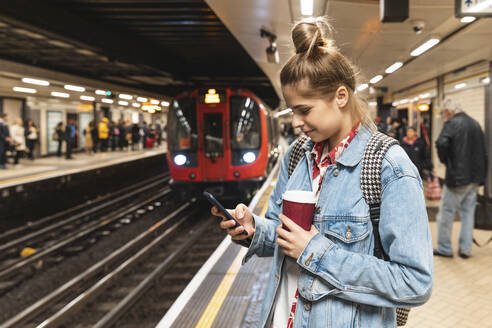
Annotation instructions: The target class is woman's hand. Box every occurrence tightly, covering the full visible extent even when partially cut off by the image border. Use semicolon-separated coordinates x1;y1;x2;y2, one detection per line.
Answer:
211;203;255;240
276;214;319;259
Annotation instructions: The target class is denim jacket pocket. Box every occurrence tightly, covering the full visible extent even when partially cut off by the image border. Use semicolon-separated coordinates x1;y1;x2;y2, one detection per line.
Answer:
319;216;371;253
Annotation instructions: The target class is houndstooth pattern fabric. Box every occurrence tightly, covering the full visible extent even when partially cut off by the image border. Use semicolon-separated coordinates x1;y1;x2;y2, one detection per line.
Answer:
396;307;410;326
288;135;310;178
360;132;399;205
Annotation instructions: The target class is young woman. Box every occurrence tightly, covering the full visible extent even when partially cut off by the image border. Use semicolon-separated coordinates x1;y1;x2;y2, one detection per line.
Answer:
10;119;26;165
26;119;39;160
212;17;433;328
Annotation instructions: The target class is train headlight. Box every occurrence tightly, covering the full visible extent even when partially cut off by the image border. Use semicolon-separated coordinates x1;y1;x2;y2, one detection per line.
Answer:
242;152;256;164
174;154;187;166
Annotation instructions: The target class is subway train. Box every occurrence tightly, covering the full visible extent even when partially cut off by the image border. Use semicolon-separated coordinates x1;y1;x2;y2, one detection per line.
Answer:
166;87;280;199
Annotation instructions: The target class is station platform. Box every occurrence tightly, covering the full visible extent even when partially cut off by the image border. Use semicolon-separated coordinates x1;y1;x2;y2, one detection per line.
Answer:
157;162;492;328
0;145;167;189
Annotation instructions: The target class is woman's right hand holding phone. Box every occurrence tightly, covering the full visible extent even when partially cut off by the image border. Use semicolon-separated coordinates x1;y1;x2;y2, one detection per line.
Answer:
211;203;255;240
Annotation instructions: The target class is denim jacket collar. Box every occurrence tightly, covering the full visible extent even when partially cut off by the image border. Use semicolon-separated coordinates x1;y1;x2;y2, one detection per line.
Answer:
300;125;372;168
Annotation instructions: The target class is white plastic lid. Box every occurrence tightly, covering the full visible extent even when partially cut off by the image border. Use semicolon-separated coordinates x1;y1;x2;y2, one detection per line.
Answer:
282;190;316;204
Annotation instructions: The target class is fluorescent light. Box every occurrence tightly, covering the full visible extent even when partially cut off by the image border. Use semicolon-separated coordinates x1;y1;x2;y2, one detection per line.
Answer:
300;0;313;16
411;39;440;56
161;101;170;107
13;87;37;94
51;92;69;98
22;78;49;86
64;84;85;92
47;40;73;48
481;77;490;84
385;62;403;74
370;75;383;84
419;93;431;99
412;97;419;102
119;94;133;100
455;82;467;89
150;99;160;105
369;102;377;107
101;98;113;104
132;102;141;108
118;101;129;106
461;16;476;23
357;83;368;91
400;99;409;104
137;97;148;102
76;49;96;56
80;95;95;101
392;101;400;107
95;89;107;95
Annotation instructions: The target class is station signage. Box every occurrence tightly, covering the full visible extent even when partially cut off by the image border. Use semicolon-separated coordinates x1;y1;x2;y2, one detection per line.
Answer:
456;0;492;17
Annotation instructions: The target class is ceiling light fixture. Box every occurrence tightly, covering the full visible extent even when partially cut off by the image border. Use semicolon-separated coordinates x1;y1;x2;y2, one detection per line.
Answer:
455;82;467;89
481;77;490;84
95;90;107;95
370;75;383;84
300;0;313;16
51;92;69;98
118;101;129;106
461;16;476;23
410;38;440;56
132;102;141;108
119;94;133;100
22;78;50;86
13;87;37;94
385;62;403;74
161;101;170;107
137;97;148;102
150;99;160;105
357;83;369;91
80;95;95;101
64;84;85;92
102;99;114;104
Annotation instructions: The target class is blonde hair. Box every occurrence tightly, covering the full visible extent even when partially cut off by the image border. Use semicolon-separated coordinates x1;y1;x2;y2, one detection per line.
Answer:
280;17;376;132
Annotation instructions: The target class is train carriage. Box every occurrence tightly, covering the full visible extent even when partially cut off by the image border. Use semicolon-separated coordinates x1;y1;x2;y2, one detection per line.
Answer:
166;87;279;199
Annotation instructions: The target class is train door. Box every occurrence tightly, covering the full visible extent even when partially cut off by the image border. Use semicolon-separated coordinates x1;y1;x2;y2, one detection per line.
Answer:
202;112;226;180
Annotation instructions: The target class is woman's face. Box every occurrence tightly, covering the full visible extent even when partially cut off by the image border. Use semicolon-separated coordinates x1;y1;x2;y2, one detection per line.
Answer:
282;84;344;143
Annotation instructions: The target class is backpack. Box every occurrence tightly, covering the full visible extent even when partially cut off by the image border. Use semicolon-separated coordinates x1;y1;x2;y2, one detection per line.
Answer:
288;132;410;326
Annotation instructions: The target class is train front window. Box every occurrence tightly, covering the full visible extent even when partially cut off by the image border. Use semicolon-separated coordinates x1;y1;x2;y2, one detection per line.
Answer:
168;97;198;152
230;96;261;150
203;113;223;157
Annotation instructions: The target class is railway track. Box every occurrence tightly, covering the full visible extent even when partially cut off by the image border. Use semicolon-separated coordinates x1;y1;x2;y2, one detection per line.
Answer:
0;201;224;328
0;173;172;292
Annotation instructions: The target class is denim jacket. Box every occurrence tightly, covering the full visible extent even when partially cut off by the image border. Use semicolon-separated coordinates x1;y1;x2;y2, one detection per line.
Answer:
243;126;433;328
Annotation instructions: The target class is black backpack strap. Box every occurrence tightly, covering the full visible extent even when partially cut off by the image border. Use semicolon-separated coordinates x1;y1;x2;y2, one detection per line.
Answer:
288;135;310;178
360;132;398;260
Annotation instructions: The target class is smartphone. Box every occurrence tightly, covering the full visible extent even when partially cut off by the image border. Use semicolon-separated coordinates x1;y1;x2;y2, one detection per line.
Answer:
203;191;249;236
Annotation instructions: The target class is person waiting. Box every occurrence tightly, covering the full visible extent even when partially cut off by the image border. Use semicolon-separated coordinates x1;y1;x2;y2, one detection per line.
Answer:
401;127;427;177
0;113;12;169
65;119;76;159
98;117;109;152
10;119;26;165
26;119;39;160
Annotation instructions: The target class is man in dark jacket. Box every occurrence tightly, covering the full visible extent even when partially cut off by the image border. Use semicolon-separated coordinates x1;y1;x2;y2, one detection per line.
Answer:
65;119;76;159
434;99;487;259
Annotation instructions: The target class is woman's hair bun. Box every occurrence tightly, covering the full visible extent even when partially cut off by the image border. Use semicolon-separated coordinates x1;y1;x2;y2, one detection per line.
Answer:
292;17;335;55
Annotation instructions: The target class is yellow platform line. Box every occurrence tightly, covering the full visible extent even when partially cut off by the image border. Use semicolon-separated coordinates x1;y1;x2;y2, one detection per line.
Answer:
195;194;271;328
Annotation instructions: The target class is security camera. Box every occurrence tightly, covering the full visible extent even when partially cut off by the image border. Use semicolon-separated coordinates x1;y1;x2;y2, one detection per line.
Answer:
411;20;425;34
260;27;276;42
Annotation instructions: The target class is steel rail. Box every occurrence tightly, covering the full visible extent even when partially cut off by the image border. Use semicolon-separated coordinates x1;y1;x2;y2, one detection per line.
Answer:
0;174;170;255
0;201;194;328
93;217;211;328
0;187;171;281
0;172;169;243
37;214;209;328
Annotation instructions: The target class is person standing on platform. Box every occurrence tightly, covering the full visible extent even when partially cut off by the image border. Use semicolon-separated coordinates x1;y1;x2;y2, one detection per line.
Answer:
0;113;12;169
155;121;162;146
65;119;76;159
434;99;487;259
98;117;109;152
55;122;64;157
401;126;427;176
212;17;432;328
131;122;140;151
141;121;148;149
83;121;93;154
26;119;39;160
10;119;26;165
117;120;126;150
90;120;98;153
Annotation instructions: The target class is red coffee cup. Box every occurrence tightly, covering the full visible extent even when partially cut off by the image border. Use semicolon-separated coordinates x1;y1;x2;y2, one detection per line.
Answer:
282;190;316;231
